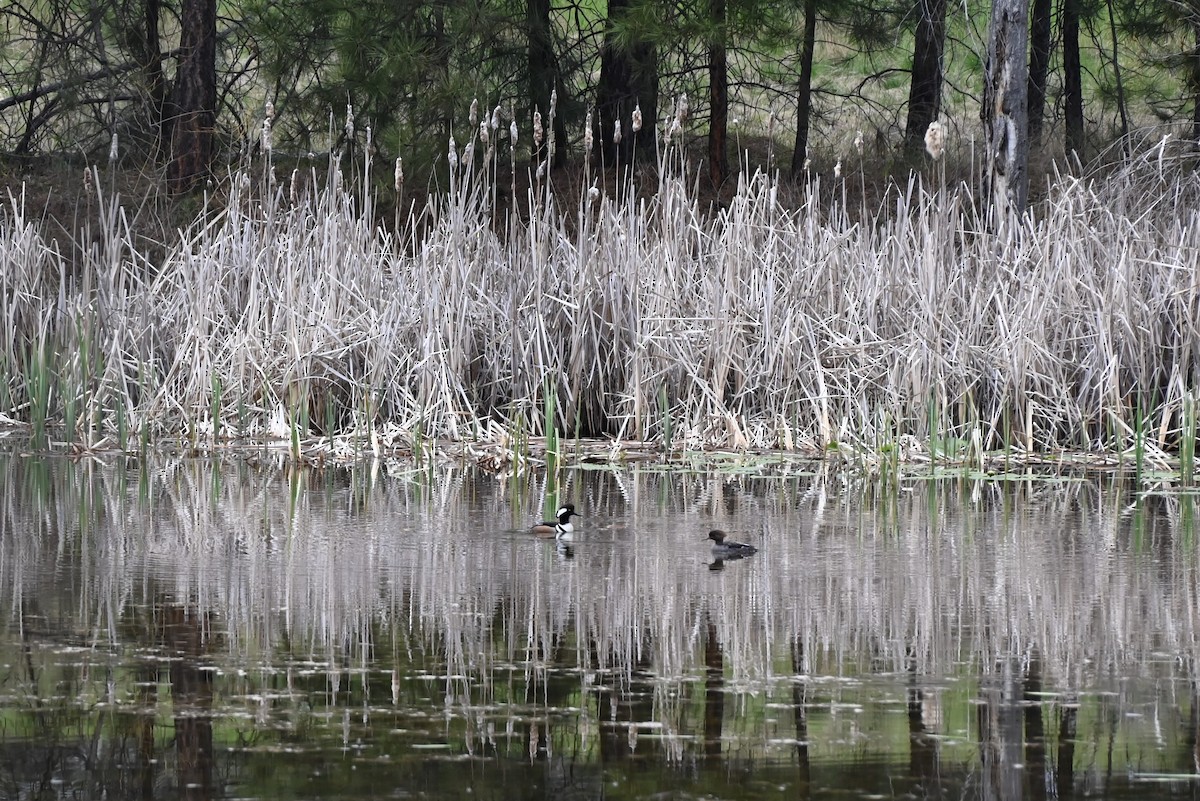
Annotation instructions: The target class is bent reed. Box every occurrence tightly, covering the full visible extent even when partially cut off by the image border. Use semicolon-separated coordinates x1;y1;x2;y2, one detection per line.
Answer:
2;128;1199;469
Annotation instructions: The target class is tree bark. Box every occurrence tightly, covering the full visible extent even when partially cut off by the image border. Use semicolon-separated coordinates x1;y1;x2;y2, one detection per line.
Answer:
167;0;217;193
983;0;1030;216
903;0;948;161
708;0;729;188
1104;0;1130;152
527;0;566;167
790;0;818;178
1193;16;1200;149
596;0;658;165
1027;0;1051;150
1063;0;1084;158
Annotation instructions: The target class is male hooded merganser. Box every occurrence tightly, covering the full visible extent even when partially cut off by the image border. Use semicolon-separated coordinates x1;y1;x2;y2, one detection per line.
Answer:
532;504;579;539
707;530;757;559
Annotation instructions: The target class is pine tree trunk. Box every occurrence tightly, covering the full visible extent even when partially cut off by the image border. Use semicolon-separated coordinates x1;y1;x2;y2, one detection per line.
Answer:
982;0;1030;216
790;0;818;178
596;0;657;165
1063;0;1084;158
1027;0;1052;150
142;0;167;156
1193;18;1200;149
707;0;729;188
903;0;948;161
167;0;216;193
527;0;565;168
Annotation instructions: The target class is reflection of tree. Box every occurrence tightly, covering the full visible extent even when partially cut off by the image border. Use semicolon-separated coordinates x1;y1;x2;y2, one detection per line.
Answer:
978;659;1024;801
906;654;938;784
133;660;158;800
792;639;810;799
1056;697;1077;799
703;615;724;760
595;635;656;762
1023;652;1047;801
162;605;215;801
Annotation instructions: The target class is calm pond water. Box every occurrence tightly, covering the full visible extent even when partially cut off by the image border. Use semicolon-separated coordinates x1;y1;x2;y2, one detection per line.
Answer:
2;452;1200;800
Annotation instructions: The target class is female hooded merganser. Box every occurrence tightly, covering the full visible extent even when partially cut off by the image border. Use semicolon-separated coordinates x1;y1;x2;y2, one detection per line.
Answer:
532;504;579;539
707;530;757;559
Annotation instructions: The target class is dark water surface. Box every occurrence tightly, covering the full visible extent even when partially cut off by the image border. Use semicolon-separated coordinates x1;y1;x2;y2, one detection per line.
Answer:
2;454;1200;800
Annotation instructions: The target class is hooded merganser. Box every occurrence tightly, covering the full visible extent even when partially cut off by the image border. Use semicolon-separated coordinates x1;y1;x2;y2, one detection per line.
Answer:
532;504;579;539
707;530;757;559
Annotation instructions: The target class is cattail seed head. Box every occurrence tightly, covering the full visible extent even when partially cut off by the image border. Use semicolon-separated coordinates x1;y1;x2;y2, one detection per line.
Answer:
108;133;118;164
631;104;642;133
480;121;490;147
448;134;458;169
83;166;93;194
550;90;557;114
345;104;354;139
583;110;593;153
924;120;945;160
394;156;404;192
509;117;518;148
613;119;622;145
533;110;543;147
469;99;478;127
834;159;842;179
854;129;864;156
290;168;299;203
491;105;501;131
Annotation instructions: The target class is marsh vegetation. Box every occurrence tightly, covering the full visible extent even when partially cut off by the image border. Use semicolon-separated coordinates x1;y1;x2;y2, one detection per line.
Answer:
3;129;1200;473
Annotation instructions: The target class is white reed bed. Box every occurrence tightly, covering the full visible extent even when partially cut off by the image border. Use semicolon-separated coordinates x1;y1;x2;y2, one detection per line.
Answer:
2;140;1199;462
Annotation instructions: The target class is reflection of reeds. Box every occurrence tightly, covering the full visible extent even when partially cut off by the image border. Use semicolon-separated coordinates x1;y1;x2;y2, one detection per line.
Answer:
3;457;1200;699
3;145;1200;461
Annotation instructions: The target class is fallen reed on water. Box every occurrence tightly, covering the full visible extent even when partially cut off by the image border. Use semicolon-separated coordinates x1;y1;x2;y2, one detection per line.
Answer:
2;118;1200;466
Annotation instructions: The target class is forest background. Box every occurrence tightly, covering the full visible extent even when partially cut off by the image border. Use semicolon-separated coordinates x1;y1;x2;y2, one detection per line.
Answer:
2;0;1200;468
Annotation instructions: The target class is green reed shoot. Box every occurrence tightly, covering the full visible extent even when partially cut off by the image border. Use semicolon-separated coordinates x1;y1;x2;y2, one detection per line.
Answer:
543;376;558;461
659;385;672;454
1182;392;1196;486
211;374;223;443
